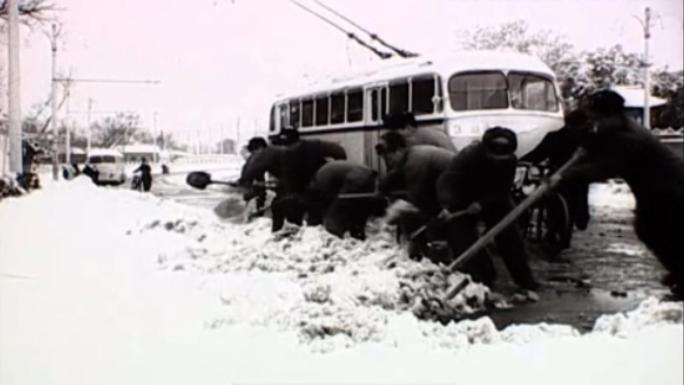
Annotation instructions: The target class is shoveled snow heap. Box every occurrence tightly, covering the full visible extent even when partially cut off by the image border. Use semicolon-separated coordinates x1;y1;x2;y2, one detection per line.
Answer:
136;194;492;351
1;177;682;385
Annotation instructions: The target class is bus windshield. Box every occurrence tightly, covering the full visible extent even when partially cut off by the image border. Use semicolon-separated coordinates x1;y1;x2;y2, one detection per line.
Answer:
508;72;559;112
448;71;559;112
448;71;508;111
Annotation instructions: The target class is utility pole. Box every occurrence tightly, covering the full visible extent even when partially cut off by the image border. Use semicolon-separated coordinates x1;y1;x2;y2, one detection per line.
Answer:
236;117;241;147
50;24;59;180
64;88;71;163
7;0;22;175
635;7;653;129
643;7;651;129
86;98;93;154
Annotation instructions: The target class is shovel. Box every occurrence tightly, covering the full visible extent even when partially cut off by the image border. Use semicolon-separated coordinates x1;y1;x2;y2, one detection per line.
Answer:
186;171;237;190
186;171;277;191
443;147;587;300
409;203;481;240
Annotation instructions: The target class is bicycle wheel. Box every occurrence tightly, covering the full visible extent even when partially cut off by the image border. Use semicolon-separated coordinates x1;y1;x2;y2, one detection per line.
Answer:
524;192;572;258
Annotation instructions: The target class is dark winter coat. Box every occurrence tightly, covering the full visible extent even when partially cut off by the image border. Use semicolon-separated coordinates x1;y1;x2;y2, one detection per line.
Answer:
237;140;347;231
436;142;517;210
380;145;454;216
404;126;458;153
563;113;684;293
305;160;378;239
134;163;153;191
436;141;537;290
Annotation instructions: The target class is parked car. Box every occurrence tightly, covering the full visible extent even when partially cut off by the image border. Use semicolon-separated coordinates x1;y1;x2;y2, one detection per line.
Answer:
86;149;126;185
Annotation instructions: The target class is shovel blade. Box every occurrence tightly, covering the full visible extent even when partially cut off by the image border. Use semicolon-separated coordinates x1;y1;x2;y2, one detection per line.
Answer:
213;194;249;222
186;171;213;190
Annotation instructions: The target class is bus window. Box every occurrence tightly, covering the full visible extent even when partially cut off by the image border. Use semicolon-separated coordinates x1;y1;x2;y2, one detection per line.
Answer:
412;75;436;115
315;95;329;126
302;98;314;127
331;91;345;124
269;105;276;132
435;77;444;112
289;99;301;128
347;88;363;122
279;104;289;129
508;72;559;112
448;72;508;111
389;79;409;115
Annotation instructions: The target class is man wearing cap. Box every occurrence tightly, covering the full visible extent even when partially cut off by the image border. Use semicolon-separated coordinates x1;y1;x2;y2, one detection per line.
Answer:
382;112;457;153
437;126;539;290
237;136;347;232
376;131;455;260
241;137;269;214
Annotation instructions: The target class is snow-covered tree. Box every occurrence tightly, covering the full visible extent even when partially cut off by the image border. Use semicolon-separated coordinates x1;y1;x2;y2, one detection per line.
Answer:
458;21;649;109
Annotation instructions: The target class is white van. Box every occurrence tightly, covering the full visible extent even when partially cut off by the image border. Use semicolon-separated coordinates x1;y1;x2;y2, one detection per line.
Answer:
86;149;126;185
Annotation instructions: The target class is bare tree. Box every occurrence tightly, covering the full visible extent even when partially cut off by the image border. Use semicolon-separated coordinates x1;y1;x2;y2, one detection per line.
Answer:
0;0;57;26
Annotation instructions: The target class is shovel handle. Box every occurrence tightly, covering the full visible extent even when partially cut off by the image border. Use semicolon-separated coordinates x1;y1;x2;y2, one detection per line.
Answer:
443;147;587;300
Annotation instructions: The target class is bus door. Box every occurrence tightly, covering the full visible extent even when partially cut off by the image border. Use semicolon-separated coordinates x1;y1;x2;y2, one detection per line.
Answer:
364;84;388;173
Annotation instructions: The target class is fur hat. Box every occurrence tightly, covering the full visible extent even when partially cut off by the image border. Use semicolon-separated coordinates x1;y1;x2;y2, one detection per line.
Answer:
246;137;268;152
482;126;517;157
588;89;625;116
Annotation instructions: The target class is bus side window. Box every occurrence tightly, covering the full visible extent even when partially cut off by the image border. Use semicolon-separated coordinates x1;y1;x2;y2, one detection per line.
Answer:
346;88;363;122
434;77;444;112
389;79;409;115
289;99;301;128
331;92;345;124
302;98;314;127
412;75;436;115
315;95;329;126
278;104;289;129
269;105;276;132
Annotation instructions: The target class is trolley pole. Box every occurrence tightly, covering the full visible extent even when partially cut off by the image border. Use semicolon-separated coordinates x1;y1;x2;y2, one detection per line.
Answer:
7;0;22;175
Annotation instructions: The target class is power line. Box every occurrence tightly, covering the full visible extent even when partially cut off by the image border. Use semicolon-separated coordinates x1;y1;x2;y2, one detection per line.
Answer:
53;78;161;84
289;0;392;60
311;0;418;58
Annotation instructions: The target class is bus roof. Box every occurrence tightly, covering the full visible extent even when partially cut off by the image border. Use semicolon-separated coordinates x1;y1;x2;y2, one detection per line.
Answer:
276;50;556;102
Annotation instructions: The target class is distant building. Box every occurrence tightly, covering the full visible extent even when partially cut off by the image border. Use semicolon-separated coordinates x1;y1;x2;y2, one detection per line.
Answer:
612;86;667;127
117;144;161;163
217;138;236;154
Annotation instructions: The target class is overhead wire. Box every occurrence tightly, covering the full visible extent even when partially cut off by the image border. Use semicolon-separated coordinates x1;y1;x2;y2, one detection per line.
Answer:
289;0;393;60
311;0;419;58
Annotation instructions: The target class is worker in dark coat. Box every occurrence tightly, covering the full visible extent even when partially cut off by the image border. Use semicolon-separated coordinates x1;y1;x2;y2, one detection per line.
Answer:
437;127;539;290
522;109;593;249
237;138;347;232
134;157;153;191
242;137;269;214
562;90;684;298
376;131;455;260
383;112;457;152
304;160;380;239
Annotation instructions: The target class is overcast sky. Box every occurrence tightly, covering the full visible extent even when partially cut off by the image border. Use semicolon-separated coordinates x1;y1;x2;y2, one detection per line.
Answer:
6;0;684;145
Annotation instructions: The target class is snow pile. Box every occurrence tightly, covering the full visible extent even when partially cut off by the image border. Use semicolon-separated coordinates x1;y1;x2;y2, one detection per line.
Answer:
593;297;684;337
135;208;492;352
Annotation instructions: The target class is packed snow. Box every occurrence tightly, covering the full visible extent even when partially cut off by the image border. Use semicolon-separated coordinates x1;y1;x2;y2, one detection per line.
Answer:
0;176;682;385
